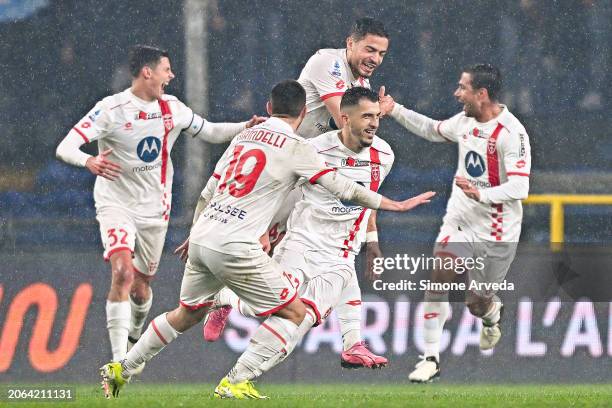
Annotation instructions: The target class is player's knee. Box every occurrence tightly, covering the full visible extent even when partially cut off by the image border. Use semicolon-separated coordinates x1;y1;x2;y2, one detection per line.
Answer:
275;298;306;324
130;274;152;303
111;263;134;288
466;297;489;317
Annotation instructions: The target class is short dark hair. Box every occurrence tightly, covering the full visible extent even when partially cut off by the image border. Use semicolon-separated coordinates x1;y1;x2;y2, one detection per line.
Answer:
463;64;502;101
270;80;306;117
340;87;379;111
128;45;170;77
349;17;389;42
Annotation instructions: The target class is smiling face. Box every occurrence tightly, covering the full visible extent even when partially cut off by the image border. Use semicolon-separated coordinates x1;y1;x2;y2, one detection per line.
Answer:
346;34;388;79
454;72;486;118
342;98;381;149
143;56;174;100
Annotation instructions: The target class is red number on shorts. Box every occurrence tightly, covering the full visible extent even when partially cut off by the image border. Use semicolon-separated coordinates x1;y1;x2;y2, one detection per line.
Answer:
107;229;118;246
218;146;267;198
279;288;290;300
119;228;128;245
107;228;128;247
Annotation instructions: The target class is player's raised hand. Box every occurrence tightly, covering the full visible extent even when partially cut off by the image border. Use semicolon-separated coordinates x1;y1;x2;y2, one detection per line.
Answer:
245;115;267;128
455;176;480;201
174;237;190;263
85;148;122;181
378;86;395;117
380;191;436;212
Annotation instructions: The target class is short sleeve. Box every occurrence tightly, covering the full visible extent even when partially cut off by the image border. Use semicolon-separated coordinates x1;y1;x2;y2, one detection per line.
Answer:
501;130;531;177
436;112;465;143
69;101;113;143
307;53;349;101
173;99;206;137
293;140;332;182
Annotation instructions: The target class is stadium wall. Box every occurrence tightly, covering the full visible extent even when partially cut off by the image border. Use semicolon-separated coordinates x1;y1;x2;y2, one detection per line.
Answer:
0;248;610;384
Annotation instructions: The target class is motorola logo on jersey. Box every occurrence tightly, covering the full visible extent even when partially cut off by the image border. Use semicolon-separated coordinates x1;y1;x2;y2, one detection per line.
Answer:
465;151;486;177
137;136;161;163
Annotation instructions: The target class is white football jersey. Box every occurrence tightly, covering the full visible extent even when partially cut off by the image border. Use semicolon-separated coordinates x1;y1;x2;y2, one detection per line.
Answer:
67;89;207;220
298;48;370;138
190;117;331;255
279;131;394;260
435;106;531;242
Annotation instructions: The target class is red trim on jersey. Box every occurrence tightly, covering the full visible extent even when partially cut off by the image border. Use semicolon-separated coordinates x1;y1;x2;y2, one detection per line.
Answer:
255;290;298;317
341;148;381;257
158;99;174;186
358;77;365;86
300;298;322;326
435;121;454;142
151;319;168;345
309;168;336;184
486;123;504;187
103;246;132;261
73;127;90;143
212;173;221;180
320;92;345;101
261;322;287;345
507;172;530;177
179;300;213;311
346;300;362;306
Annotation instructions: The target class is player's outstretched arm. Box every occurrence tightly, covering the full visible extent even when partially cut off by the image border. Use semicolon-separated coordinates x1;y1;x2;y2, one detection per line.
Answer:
379;92;454;143
378;192;436;211
194;115;267;143
314;170;435;212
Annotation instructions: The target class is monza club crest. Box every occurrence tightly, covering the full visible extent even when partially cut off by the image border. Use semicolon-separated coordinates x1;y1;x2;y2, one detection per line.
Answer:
371;162;380;182
163;113;174;131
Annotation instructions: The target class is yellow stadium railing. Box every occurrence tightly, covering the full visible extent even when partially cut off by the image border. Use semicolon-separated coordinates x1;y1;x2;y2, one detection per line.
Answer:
523;194;612;250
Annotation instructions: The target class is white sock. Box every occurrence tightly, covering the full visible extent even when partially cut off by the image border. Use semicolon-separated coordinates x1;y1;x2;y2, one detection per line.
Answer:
218;288;257;317
106;300;131;362
227;315;299;384
123;313;180;375
335;275;362;350
482;297;502;326
129;290;153;341
422;291;450;361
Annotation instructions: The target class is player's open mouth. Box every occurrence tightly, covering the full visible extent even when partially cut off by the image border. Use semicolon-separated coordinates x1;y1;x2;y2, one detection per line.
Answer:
364;128;376;136
361;62;376;73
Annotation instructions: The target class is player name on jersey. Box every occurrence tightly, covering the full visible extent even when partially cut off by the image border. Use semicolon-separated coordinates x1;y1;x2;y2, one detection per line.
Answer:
236;128;287;149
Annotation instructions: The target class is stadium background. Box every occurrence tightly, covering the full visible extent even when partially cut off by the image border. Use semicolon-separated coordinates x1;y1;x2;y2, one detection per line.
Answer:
0;0;611;385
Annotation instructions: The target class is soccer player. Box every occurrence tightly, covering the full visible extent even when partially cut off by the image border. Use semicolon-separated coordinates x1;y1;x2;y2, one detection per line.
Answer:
265;16;392;368
100;80;434;399
55;45;264;367
205;87;395;372
379;64;531;382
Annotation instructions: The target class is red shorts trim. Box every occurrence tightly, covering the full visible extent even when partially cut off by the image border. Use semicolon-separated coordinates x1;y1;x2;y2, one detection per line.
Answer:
104;247;132;261
320;92;344;101
300;297;322;326
255;289;298;317
507;172;530;177
179;300;213;311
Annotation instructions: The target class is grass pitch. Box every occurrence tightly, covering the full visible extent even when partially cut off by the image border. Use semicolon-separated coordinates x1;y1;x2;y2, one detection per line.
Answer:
4;383;612;407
